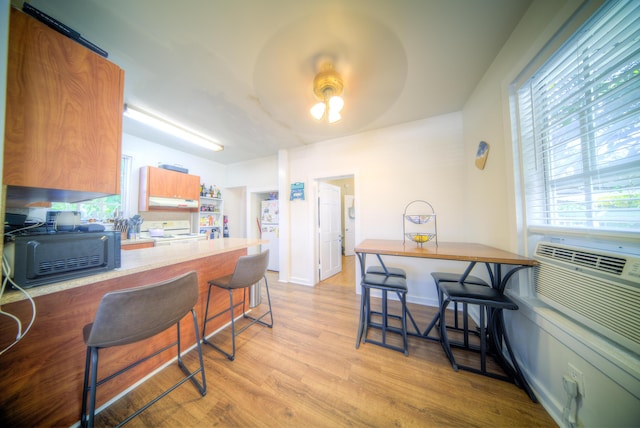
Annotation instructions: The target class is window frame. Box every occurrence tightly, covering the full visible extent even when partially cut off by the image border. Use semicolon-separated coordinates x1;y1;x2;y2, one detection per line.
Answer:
510;0;640;245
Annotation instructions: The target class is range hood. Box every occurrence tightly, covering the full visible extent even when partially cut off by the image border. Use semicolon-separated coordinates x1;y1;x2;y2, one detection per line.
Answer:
147;196;198;209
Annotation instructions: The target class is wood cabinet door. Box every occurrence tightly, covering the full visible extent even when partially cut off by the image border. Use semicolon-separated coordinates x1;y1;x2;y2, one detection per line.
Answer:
3;8;124;195
147;167;200;199
147;167;177;198
176;173;201;199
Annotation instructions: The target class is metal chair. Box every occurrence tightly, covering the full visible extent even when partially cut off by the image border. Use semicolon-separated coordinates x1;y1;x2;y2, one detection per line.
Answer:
437;280;519;381
366;265;407;278
356;271;417;356
202;249;273;360
80;271;207;428
422;271;490;340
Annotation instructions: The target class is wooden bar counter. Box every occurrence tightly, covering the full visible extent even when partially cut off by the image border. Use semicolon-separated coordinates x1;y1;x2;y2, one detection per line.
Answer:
0;238;263;427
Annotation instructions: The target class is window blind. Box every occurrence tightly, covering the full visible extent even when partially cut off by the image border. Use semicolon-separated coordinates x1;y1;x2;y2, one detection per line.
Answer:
513;0;640;232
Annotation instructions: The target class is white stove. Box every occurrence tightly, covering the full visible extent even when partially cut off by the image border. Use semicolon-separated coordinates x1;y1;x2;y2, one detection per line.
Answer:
139;220;205;245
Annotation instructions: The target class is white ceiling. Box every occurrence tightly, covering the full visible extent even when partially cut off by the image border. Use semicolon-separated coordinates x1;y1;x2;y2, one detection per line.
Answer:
18;0;532;165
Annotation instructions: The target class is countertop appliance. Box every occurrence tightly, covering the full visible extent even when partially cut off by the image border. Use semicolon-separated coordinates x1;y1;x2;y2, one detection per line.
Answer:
260;200;279;271
3;230;121;288
46;210;81;231
139;220;206;246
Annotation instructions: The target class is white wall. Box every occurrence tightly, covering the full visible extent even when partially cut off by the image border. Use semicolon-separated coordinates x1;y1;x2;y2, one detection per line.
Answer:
224;186;246;237
225;155;278;189
284;112;469;296
463;0;639;426
462;0;591;252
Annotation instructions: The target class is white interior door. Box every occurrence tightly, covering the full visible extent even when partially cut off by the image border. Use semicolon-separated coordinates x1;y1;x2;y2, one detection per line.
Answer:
344;195;355;256
319;182;342;280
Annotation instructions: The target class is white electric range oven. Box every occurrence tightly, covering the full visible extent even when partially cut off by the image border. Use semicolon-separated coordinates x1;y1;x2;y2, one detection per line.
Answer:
139;220;206;246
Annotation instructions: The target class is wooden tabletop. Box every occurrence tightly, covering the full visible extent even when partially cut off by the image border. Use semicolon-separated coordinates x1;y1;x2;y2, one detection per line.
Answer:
354;239;537;266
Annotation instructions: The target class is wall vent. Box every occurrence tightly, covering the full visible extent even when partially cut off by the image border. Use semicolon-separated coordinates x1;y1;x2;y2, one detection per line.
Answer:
534;242;640;356
536;243;627;276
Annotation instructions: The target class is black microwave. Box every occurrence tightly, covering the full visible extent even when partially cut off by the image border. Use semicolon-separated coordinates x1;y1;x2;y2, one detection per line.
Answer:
4;231;121;288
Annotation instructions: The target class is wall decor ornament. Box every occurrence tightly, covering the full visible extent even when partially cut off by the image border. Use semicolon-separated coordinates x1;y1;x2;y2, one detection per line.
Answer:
290;182;305;201
475;141;490;170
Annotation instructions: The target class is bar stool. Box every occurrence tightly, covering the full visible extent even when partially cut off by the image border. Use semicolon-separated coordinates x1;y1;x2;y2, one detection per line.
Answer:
423;272;490;341
438;280;519;381
202;249;273;360
356;272;410;355
366;265;421;335
366;265;407;277
80;271;206;428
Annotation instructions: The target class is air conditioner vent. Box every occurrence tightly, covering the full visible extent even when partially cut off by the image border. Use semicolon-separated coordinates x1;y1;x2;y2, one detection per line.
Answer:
533;241;640;355
536;243;626;276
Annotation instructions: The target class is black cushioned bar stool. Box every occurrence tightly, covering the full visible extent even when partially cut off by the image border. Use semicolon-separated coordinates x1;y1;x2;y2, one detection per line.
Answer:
366;265;407;278
365;265;421;336
356;273;410;355
438;280;519;381
423;272;490;341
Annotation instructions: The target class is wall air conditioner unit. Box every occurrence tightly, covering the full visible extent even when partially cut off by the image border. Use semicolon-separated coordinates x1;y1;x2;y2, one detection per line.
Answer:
533;241;640;355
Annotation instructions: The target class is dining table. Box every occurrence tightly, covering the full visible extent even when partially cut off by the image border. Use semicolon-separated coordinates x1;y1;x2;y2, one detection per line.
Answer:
354;239;538;401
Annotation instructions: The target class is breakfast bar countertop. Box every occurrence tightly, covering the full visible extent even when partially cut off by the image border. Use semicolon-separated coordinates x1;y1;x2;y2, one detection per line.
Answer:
1;238;265;304
0;236;264;427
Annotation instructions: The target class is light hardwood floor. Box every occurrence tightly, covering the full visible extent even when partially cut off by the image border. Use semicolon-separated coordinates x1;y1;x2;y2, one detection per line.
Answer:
94;256;556;427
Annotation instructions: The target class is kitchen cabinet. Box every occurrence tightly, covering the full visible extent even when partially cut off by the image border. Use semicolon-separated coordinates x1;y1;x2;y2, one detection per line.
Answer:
198;196;224;237
3;8;124;206
121;241;155;251
139;166;200;211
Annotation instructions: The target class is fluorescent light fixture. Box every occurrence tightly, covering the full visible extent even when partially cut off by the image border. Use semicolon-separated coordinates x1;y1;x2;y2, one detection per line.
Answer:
124;104;223;152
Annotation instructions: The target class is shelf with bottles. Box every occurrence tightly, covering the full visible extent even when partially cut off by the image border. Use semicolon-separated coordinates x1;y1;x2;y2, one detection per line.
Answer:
199;214;221;226
200;183;222;199
199;197;223;213
403;200;438;247
199;225;221;237
198;194;223;236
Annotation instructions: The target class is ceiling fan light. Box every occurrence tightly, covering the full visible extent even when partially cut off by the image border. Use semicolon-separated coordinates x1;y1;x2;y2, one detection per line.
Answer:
328;110;341;123
310;62;344;123
310;102;326;120
329;95;344;112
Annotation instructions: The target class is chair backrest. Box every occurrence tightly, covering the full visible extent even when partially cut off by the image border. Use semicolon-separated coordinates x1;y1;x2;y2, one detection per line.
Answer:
226;249;269;289
86;271;199;348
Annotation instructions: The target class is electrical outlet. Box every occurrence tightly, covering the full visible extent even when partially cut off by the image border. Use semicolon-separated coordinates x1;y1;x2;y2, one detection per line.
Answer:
568;363;585;397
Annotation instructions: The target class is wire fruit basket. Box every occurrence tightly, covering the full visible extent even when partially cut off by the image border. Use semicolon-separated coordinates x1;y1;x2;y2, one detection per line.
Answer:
403;200;437;247
405;214;433;224
405;232;436;244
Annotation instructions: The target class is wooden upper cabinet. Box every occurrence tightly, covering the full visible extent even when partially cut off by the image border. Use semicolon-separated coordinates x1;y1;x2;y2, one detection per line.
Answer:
3;8;124;201
139;166;200;211
147;167;200;199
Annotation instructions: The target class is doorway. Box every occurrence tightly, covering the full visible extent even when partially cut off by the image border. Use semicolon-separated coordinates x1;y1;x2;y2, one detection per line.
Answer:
344;195;355;256
318;181;342;280
317;176;355;284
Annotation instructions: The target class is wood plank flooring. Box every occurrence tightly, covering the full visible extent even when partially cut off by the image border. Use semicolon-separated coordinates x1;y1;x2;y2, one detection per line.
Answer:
93;256;556;427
